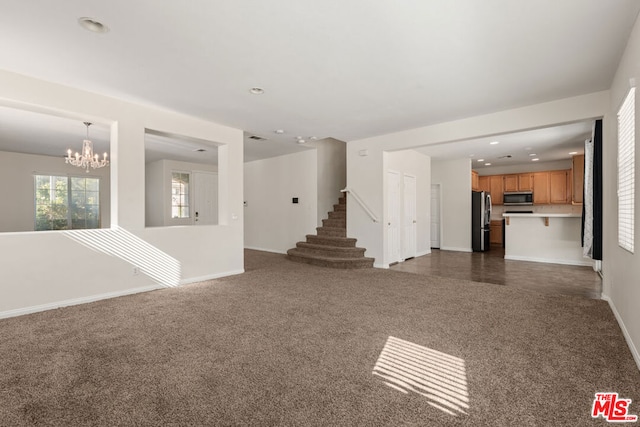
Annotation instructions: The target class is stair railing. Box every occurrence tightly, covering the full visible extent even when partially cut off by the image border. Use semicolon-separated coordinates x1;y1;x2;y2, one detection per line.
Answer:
340;188;379;223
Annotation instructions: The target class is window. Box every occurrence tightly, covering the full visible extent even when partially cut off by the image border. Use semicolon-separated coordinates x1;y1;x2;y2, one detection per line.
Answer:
171;172;190;218
617;87;635;253
34;175;100;231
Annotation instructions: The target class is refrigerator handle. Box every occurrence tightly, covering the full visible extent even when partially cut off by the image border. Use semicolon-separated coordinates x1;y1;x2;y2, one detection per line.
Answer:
487;194;492;220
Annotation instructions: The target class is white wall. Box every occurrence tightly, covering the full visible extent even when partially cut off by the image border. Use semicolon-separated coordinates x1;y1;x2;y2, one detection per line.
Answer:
347;91;608;266
310;138;346;225
385;149;431;263
0;70;244;317
244;150;318;253
0;151;111;232
432;158;472;251
603;11;640;369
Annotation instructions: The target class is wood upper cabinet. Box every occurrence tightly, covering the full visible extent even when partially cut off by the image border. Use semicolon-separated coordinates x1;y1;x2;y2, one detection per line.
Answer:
517;173;533;191
478;175;491;193
503;174;518;192
471;170;479;191
490;175;504;205
572;154;584;204
550;170;571;204
532;172;550;204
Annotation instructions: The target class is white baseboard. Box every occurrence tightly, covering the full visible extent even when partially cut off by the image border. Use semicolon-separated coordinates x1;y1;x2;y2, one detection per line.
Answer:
374;262;389;269
440;246;473;253
0;284;164;320
601;294;640;372
504;255;593;267
180;269;245;285
416;249;431;257
0;269;247;320
244;246;287;255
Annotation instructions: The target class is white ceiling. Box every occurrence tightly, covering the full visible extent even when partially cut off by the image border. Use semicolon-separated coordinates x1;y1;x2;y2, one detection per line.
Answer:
417;120;592;168
0;1;638;162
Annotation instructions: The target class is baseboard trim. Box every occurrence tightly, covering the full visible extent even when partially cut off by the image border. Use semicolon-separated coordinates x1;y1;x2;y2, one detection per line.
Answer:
180;269;245;285
0;284;164;320
374;262;389;269
504;255;593;267
440;246;473;253
602;294;640;372
0;269;247;320
244;246;287;255
416;249;431;257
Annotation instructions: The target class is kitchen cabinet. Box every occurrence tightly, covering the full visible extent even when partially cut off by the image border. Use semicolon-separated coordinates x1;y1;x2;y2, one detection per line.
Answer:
503;174;518;192
550;170;571;204
517;173;533;191
478;175;491;193
572;154;584;204
472;170;479;191
490;175;504;205
490;220;503;246
532;172;550;204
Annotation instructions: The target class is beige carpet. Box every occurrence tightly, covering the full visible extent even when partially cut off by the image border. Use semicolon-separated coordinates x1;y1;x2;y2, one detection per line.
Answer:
0;249;638;426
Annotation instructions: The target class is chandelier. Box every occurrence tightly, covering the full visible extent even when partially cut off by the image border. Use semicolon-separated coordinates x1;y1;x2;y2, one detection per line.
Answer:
65;122;109;172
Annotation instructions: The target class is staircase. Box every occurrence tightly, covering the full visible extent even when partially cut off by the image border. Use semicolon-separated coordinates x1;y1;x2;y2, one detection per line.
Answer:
287;196;374;269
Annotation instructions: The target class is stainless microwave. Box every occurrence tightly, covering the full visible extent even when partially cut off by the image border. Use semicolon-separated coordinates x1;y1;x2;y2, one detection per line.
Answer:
503;191;533;205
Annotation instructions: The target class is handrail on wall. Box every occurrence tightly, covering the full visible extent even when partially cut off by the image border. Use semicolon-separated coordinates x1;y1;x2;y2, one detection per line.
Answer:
340;188;378;223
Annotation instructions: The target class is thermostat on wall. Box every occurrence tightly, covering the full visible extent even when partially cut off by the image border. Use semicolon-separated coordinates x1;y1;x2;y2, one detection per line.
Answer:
292;197;299;204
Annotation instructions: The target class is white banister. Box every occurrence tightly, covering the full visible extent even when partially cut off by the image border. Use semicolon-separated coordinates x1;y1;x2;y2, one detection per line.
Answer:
341;188;378;223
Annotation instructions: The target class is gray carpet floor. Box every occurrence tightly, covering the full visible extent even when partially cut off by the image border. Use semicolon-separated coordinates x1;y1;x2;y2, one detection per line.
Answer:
0;249;638;426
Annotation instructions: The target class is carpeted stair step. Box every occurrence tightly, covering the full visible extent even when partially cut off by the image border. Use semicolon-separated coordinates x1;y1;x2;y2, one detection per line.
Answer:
328;211;346;219
322;218;346;228
294;242;366;258
286;249;374;269
338;197;346;205
305;235;357;247
316;227;347;237
333;203;346;212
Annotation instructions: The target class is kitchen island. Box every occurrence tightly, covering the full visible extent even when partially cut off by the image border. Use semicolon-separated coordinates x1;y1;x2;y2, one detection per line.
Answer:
503;213;593;266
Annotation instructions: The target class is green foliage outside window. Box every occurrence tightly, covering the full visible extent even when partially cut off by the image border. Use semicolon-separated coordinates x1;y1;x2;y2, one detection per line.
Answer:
35;175;100;231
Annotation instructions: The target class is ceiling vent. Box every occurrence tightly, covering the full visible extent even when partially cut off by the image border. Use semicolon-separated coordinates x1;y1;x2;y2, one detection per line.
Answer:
498;155;513;159
249;135;267;141
193;148;207;152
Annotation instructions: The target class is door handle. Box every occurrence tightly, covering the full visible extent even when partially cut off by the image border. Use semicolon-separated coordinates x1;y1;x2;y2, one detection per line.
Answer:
413;220;417;223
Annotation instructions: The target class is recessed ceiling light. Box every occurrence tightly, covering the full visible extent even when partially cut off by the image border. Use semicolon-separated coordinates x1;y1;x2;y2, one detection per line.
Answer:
78;17;109;33
529;153;537;156
310;136;318;141
485;163;492;166
490;141;500;145
477;159;485;162
249;87;264;95
274;129;285;134
297;139;306;144
532;158;539;162
569;151;578;155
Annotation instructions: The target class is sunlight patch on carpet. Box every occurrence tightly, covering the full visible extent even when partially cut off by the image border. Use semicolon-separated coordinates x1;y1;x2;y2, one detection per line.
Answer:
372;336;469;416
63;226;181;287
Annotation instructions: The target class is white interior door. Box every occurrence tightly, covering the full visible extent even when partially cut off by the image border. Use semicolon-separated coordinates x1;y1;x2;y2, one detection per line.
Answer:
193;171;218;225
403;174;417;260
387;170;401;264
430;184;441;248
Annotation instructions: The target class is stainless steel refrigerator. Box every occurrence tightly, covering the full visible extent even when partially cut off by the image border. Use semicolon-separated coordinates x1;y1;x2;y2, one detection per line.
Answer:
472;191;492;252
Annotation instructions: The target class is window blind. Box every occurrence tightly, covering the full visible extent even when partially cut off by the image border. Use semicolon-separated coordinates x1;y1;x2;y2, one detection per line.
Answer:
618;87;635;253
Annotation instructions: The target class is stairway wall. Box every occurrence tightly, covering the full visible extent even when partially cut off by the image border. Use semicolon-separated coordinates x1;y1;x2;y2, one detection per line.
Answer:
309;138;346;228
244;150;318;253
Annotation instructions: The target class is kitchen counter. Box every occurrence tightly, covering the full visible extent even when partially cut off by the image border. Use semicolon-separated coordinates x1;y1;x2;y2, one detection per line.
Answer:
503;213;592;266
